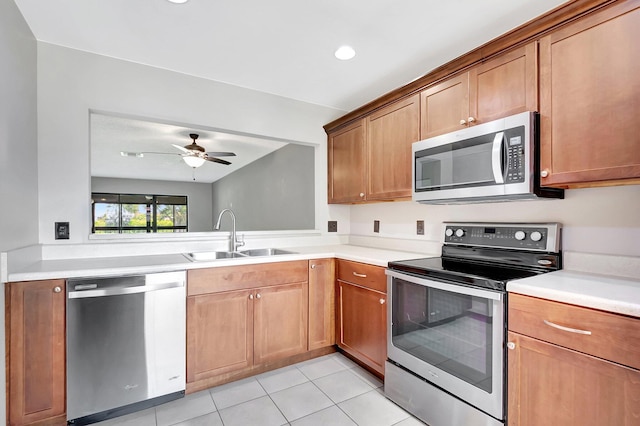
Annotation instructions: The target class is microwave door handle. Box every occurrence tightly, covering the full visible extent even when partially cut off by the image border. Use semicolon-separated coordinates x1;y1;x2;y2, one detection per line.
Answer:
491;132;505;184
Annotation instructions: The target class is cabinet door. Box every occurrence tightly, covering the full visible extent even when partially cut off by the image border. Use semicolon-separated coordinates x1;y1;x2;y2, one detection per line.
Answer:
7;280;66;426
308;259;335;350
187;289;253;382
539;2;640;187
253;282;309;364
469;42;538;124
328;119;367;203
337;281;386;375
508;331;640;426
367;94;420;200
420;73;469;138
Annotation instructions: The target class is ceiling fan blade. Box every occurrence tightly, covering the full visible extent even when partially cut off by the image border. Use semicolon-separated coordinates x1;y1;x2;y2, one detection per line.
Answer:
172;144;190;153
205;157;232;165
205;151;236;157
140;151;181;156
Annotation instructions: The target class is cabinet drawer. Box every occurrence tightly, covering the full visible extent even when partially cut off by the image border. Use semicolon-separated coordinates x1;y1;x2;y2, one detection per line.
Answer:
188;260;309;296
336;259;386;293
509;293;640;370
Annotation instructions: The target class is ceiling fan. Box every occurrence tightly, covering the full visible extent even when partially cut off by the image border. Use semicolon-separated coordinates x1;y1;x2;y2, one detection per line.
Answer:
171;133;236;168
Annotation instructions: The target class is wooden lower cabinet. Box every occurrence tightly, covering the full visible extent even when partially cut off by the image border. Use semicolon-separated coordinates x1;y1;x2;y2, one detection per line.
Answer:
508;331;640;426
253;282;308;364
186;261;311;389
6;280;66;426
186;289;254;382
336;260;387;376
308;258;335;350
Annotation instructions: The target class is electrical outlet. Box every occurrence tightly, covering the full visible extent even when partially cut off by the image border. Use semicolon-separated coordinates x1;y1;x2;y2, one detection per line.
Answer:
417;220;425;235
328;221;338;232
55;222;70;240
374;220;380;233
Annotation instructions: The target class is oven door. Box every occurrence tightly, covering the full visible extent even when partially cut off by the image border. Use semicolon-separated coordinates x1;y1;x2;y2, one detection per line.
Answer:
386;270;505;420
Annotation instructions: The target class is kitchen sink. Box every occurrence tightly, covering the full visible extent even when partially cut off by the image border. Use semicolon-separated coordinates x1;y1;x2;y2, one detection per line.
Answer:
239;248;297;257
184;251;249;261
184;248;297;261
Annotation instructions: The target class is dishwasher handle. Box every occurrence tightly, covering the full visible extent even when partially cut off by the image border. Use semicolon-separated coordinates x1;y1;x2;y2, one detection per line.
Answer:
68;280;184;299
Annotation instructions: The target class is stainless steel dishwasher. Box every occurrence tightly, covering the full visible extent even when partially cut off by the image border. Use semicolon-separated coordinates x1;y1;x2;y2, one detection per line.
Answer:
67;271;186;425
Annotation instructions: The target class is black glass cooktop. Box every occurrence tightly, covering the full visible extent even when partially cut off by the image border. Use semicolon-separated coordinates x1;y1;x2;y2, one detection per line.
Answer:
388;256;543;291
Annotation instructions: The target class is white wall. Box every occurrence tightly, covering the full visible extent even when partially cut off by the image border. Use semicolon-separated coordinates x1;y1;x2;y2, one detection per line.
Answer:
0;1;38;422
0;0;38;253
37;43;350;245
349;185;640;256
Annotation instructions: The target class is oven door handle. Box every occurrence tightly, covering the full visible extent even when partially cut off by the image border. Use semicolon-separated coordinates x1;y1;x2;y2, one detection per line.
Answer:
385;270;503;301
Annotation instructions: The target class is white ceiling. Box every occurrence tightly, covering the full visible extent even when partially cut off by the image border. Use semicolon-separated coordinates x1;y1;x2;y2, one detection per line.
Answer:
90;113;288;183
14;0;568;112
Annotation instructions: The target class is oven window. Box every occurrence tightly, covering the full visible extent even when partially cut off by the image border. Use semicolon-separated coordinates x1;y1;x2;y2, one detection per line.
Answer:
391;278;494;392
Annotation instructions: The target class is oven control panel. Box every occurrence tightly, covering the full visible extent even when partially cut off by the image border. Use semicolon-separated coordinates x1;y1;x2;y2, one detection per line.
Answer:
444;222;560;252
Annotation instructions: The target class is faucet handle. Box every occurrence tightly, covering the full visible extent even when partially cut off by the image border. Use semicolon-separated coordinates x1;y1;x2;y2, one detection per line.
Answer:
236;233;245;248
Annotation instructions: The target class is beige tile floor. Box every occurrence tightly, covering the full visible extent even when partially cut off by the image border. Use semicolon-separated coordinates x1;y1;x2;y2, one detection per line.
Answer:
95;352;425;426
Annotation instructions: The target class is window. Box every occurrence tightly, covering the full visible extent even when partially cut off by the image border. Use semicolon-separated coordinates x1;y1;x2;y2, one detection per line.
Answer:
92;193;187;233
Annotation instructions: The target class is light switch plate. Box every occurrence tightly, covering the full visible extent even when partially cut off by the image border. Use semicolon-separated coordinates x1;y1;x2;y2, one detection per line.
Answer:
55;222;70;240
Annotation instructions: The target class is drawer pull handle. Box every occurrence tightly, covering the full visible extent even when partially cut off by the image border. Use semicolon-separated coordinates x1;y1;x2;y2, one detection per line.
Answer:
353;272;367;278
543;319;592;335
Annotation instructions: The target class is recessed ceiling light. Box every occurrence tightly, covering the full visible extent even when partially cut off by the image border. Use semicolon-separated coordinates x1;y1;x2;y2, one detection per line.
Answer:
167;0;188;4
335;45;356;61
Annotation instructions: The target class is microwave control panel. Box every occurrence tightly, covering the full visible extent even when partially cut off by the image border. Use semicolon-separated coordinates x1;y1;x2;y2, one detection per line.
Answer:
505;127;526;183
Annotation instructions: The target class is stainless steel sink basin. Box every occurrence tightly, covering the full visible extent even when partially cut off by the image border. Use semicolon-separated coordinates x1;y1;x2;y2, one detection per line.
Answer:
184;248;297;261
239;248;298;257
185;251;249;261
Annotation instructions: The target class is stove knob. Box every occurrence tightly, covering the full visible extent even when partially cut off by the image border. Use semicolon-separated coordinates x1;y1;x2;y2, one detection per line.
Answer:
515;231;526;241
445;228;454;237
455;228;465;238
531;231;543;242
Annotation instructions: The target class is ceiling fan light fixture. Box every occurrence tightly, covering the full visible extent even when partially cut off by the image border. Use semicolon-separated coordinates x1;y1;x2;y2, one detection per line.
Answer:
182;156;205;168
167;0;189;4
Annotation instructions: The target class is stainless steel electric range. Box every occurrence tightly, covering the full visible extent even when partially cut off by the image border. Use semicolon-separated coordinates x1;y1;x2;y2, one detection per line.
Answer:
385;222;561;426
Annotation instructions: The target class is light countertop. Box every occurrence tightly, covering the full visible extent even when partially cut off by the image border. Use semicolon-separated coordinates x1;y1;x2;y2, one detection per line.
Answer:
6;244;430;282
508;270;640;318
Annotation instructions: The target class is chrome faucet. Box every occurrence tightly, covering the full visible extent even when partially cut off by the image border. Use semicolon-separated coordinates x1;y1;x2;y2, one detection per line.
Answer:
214;209;245;252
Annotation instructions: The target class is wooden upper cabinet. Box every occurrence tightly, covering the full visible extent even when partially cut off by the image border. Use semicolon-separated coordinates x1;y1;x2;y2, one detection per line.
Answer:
367;94;420;200
539;1;640;187
421;73;470;138
328;119;366;203
7;280;66;426
470;41;538;124
421;42;537;139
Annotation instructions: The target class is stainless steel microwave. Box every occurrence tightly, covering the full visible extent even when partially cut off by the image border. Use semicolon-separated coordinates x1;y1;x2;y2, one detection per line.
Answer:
412;111;563;204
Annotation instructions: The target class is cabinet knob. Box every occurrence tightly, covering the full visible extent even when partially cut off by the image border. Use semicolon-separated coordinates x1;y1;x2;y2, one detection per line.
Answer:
380;298;386;305
310;264;316;269
249;294;254;300
359;192;365;198
256;293;261;299
459;119;467;126
53;286;62;293
541;170;549;178
468;116;476;124
507;342;516;350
